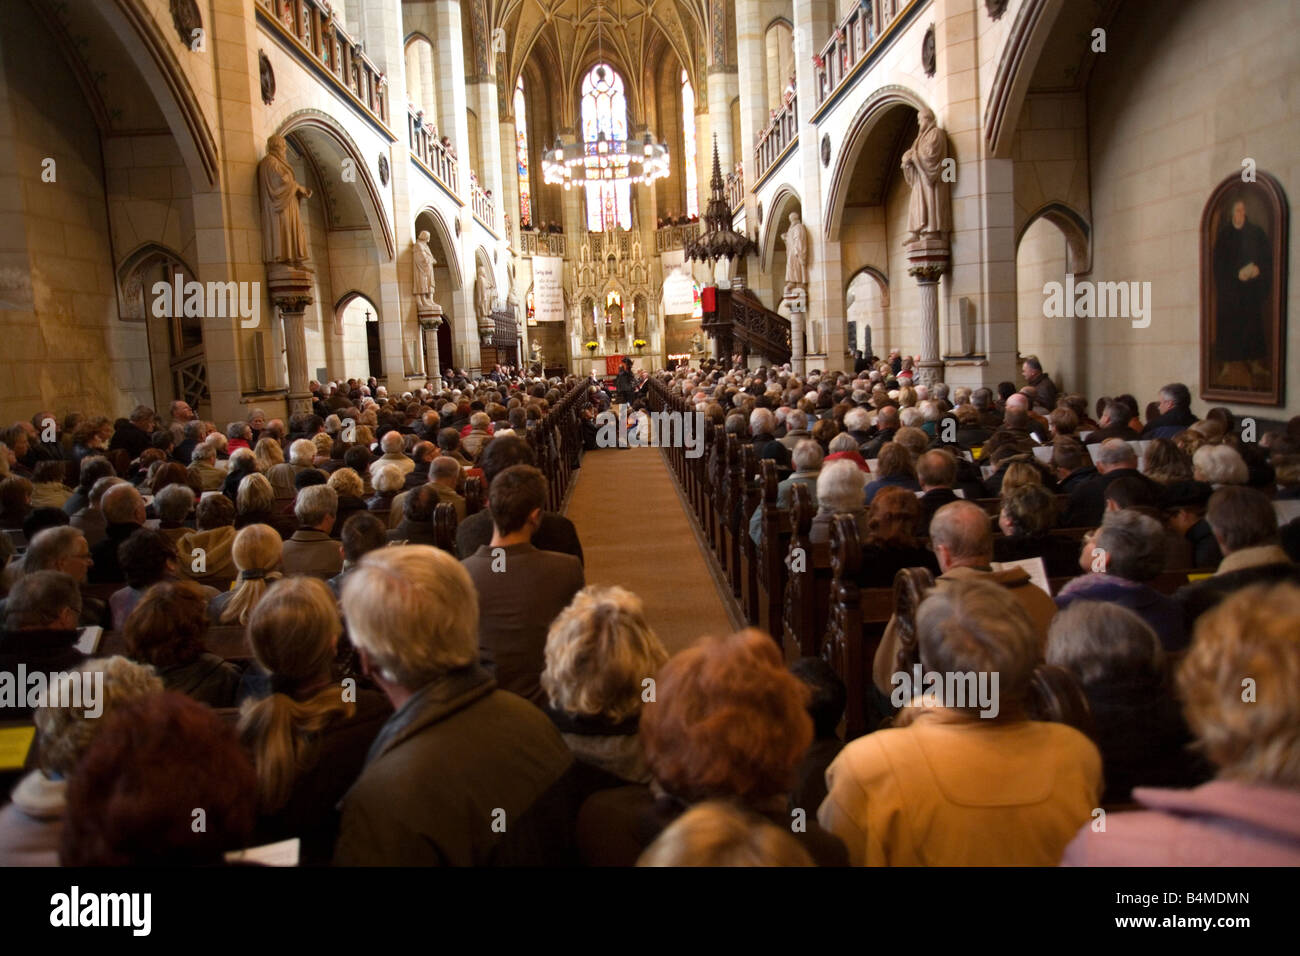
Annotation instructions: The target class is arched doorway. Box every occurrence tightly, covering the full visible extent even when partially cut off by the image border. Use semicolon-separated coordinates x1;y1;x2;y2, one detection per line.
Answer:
117;245;207;416
334;292;384;380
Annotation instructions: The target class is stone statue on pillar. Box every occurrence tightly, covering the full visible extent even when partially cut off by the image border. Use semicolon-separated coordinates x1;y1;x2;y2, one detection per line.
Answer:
475;261;496;344
901;108;952;245
413;230;437;310
259;133;316;415
414;231;444;389
782;212;809;296
259;134;313;265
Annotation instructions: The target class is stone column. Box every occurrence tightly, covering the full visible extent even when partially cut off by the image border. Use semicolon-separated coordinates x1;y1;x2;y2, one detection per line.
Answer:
268;265;315;415
417;42;436;123
420;307;444;392
785;288;807;376
906;240;950;386
792;0;844;367
707;68;739;176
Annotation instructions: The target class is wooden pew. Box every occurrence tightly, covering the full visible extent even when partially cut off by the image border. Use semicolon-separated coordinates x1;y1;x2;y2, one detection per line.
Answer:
756;459;794;637
464;476;484;515
782;482;833;659
738;444;762;622
433;501;458;553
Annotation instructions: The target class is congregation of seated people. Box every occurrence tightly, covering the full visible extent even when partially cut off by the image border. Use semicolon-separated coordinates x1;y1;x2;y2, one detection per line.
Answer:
0;356;1298;867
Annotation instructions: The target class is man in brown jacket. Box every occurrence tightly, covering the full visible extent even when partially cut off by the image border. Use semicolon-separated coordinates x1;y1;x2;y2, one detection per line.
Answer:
334;545;577;865
462;465;584;706
281;485;343;578
872;500;1057;696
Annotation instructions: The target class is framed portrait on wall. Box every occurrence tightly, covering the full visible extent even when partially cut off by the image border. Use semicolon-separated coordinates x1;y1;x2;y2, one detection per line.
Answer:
1200;172;1289;405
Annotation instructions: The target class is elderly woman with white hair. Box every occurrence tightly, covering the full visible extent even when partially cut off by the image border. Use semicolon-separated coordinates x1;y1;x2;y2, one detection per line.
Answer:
1192;443;1249;487
809;460;869;545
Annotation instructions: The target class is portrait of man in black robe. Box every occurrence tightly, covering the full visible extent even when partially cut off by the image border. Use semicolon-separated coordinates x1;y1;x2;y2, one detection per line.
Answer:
1210;197;1272;390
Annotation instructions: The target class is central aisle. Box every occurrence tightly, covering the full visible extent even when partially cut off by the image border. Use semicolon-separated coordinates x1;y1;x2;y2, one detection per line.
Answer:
563;447;738;655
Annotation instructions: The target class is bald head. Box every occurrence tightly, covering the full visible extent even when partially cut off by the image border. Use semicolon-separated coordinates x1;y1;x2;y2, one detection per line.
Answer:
101;483;146;526
1005;393;1029;413
876;406;899;430
929;501;993;571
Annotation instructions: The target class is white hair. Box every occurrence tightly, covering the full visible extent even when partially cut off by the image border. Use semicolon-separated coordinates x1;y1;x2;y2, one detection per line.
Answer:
1193;444;1248;486
816;460;867;513
844;407;871;432
289;438;317;466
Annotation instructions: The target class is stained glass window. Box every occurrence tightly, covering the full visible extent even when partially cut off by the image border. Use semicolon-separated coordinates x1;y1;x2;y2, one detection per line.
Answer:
682;70;698;219
514;78;532;227
692;281;702;321
581;63;632;232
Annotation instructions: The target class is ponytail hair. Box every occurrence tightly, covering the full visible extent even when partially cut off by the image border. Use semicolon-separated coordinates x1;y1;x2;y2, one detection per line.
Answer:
219;524;283;625
237;577;352;812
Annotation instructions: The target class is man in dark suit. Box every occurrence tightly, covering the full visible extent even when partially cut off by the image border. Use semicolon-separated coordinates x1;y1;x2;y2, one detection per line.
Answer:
88;483;147;584
1051;437;1097;495
456;435;583;563
1060;439;1159;529
108;405;156;461
1083;401;1141;444
749;408;792;475
860;406;900;459
1141;382;1198;439
462;465;585;706
1021;356;1058;412
1175;487;1300;640
916;449;961;537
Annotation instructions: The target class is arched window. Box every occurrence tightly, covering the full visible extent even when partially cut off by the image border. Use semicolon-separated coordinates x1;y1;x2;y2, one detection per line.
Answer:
514;78;532;228
682;70;698;219
581;63;631;232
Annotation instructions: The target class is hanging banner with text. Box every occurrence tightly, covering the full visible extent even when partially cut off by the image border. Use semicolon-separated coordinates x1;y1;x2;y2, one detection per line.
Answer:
532;256;565;322
660;249;695;315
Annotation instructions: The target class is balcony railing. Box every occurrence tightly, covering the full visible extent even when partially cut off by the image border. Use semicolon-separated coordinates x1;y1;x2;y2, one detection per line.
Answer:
755;97;798;181
408;106;458;195
470;179;495;231
726;169;744;213
260;0;388;127
519;231;567;258
655;222;700;253
813;0;910;110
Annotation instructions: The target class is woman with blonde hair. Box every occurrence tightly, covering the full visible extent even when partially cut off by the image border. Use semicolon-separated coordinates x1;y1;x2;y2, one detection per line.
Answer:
999;460;1043;495
234;472;275;528
327;467;368;529
253;436;284;474
541;586;668;787
238;576;389;863
209;524;283;625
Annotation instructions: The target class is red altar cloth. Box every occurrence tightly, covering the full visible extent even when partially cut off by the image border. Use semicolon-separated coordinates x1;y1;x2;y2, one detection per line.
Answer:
605;354;625;376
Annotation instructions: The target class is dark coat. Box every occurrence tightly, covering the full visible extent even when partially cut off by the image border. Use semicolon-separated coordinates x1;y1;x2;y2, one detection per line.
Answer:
1056;573;1186;652
1060;468;1160;529
455;510;584;565
1176;558;1300;641
87;521;143;584
157;653;242;708
1141;405;1197;440
333;666;578;866
994;532;1081;579
0;629;87;720
386;520;439;547
916;488;960;537
252;687;391;865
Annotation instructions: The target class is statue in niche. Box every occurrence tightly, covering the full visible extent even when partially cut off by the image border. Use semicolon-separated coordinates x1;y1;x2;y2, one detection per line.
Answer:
475;261;496;322
901;108;952;245
782;211;809;294
413;230;437;311
258;134;313;265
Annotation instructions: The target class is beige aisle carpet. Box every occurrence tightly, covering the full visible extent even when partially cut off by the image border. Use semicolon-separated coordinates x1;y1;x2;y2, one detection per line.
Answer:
563;446;737;655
